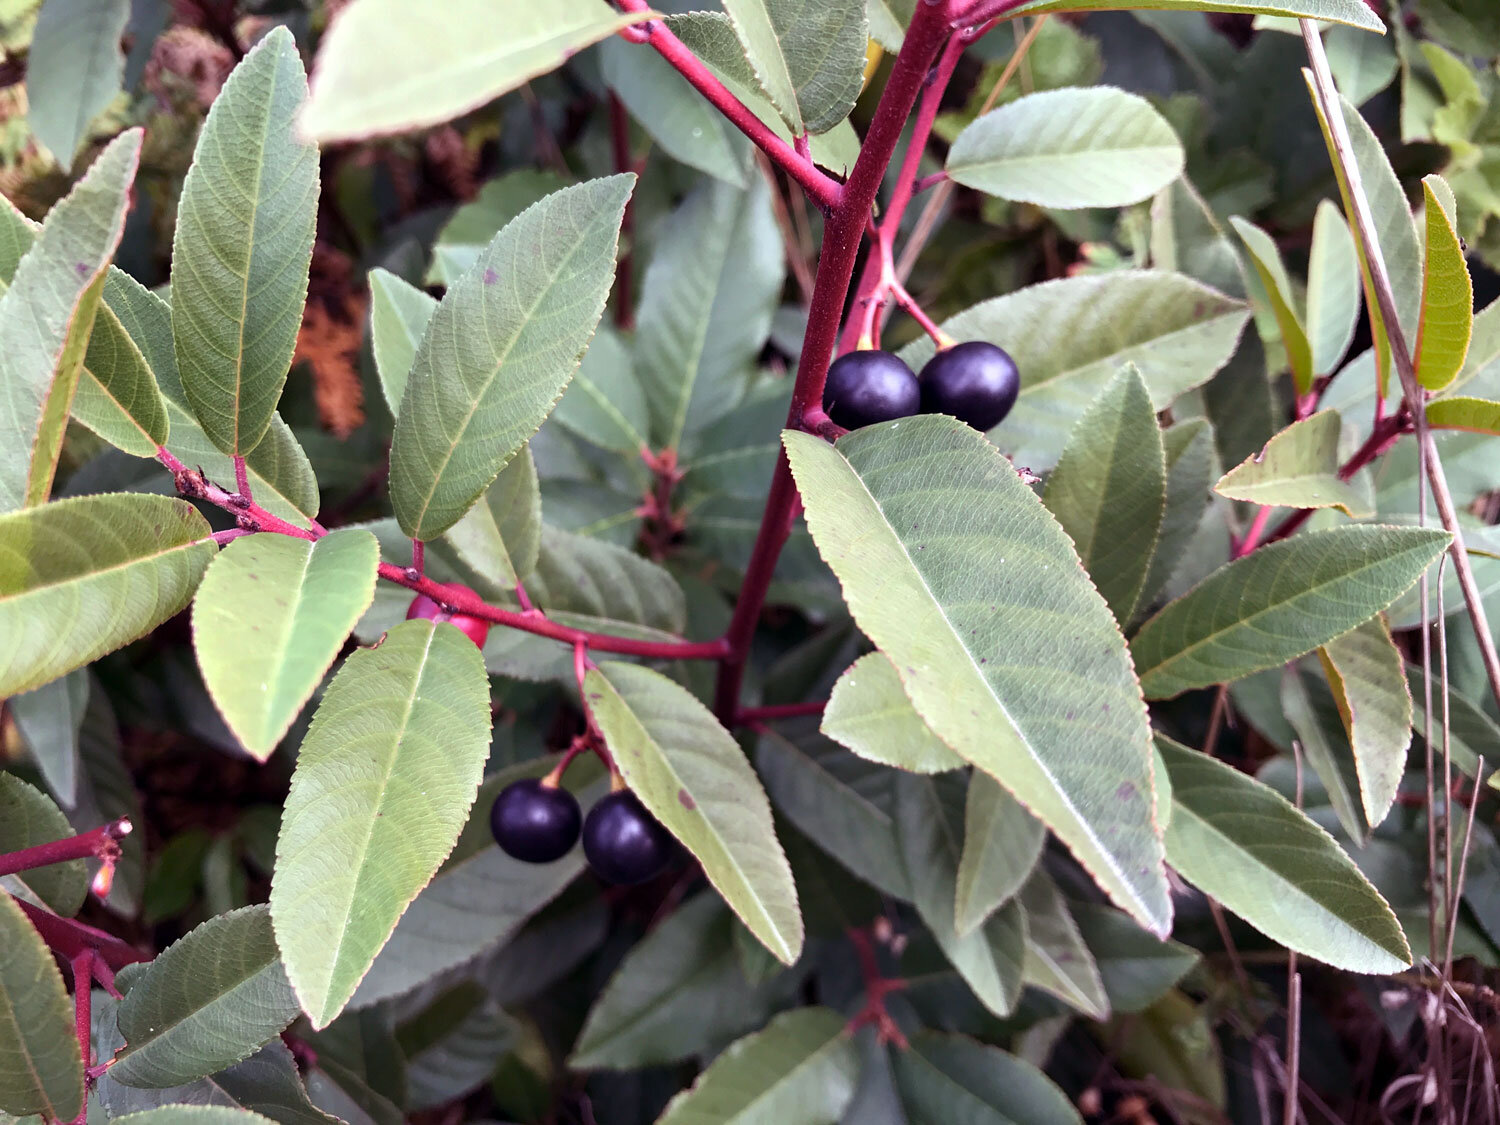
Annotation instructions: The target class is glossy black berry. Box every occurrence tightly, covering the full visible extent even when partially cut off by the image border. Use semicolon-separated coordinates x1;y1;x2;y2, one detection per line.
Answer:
919;341;1020;432
490;779;581;864
582;790;674;885
822;350;921;430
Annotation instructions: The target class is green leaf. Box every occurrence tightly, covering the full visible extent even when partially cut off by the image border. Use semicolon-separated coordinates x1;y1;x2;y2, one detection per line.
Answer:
721;0;866;135
192;528;380;759
270;619;492;1028
1149;177;1244;299
897;272;1248;472
1073;903;1199;1014
24;0;129;168
1018;871;1109;1019
1042;364;1166;624
110;1110;276;1125
1138;419;1217;616
440;447;541;593
112;905;299;1088
428;170;573;286
171;26;318;457
367;269;436;415
1415;177;1473;391
867;0;913;50
1157;735;1410;973
656;1007;858;1125
821;652;965;774
388;176;633;540
299;0;652;143
891;1032;1083;1125
1131;525;1451;699
0;493;215;697
784;419;1170;934
0;891;82;1121
8;670;88;809
1281;662;1367;842
73;301;172;457
1403;663;1500;773
551;325;649;454
526;525;686;636
1230;216;1313;395
0;130;139;512
1007;0;1381;28
585;662;803;964
1427;395;1500;434
1213;409;1372;516
635;177;782;449
1305;199;1361;377
946;87;1183;210
955;774;1045;937
1324;23;1399;106
1318;616;1411;828
398;984;514;1109
0;774;88;916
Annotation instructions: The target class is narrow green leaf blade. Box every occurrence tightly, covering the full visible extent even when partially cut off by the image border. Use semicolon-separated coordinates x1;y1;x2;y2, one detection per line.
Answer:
1281;663;1367;842
0;891;82;1121
1018;871;1109;1019
1138;419;1216;616
171;26;318;457
721;0;865;135
1318;616;1411;828
9;669;88;809
1305;199;1361;377
955;774;1045;937
300;0;652;143
1415;177;1473;391
192;528;380;758
270;619;492;1027
1213;410;1371;516
1042;364;1166;624
1230;215;1313;395
24;0;129;168
946;87;1184;210
0;774;88;916
785;419;1170;934
1158;735;1410;973
655;1007;858;1125
388;176;633;540
552;326;650;454
0;130;139;511
113;905;301;1088
441;447;541;592
73;301;172;457
0;493;215;696
586;662;803;964
367;269;436;415
821;651;966;774
111;1110;277;1125
1131;526;1451;699
1427;396;1500;434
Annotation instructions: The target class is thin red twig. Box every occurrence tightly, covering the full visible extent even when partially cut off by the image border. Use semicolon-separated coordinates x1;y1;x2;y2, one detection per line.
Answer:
735;700;828;723
16;900;147;972
69;951;94;1125
0;819;131;879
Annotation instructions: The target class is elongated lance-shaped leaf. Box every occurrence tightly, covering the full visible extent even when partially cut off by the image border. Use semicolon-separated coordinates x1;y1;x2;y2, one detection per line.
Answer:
1138;419;1217;618
1281;662;1367;843
112;1111;278;1125
822;651;966;773
368;268;437;415
585;662;803;964
193;528;380;759
0;773;88;916
1042;364;1166;624
947;87;1184;210
1132;526;1450;699
171;26;318;457
891;1031;1084;1125
785;419;1171;934
1319;615;1410;828
1009;0;1380;27
1306;199;1361;377
1415;177;1473;391
112;905;301;1088
0;890;82;1120
955;773;1046;937
440;447;541;593
656;1007;859;1124
270;619;492;1028
300;0;652;143
720;0;866;135
1214;410;1371;517
24;0;129;168
1019;870;1109;1019
388;176;633;540
551;325;650;453
1230;215;1314;395
9;669;88;809
1427;396;1500;434
0;130;139;512
1157;735;1410;973
0;493;215;697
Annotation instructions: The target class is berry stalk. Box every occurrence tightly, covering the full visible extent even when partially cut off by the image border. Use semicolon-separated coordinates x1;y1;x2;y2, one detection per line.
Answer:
0;818;131;879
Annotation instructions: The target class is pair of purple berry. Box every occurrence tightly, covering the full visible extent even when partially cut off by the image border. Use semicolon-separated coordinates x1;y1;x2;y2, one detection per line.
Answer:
823;340;1019;432
491;777;672;885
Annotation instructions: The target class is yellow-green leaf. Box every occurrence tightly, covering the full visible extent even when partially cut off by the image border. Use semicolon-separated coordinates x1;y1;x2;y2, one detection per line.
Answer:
1415;176;1473;391
1213;410;1372;516
1231;215;1313;395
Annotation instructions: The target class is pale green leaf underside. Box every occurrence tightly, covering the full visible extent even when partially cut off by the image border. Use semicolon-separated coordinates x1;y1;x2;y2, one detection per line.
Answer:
1230;215;1313;394
586;662;803;964
24;0;130;168
1131;525;1450;699
821;651;966;773
1158;736;1410;973
1007;0;1382;29
785;418;1170;934
1306;198;1361;377
0;773;88;917
441;445;542;595
721;0;866;135
1318;615;1411;828
0;493;215;697
193;528;380;759
171;26;318;456
947;86;1184;210
1018;872;1109;1019
270;620;491;1028
113;905;300;1088
388;175;633;540
0;891;82;1121
368;268;437;415
892;1031;1083;1125
956;773;1046;937
1214;409;1371;516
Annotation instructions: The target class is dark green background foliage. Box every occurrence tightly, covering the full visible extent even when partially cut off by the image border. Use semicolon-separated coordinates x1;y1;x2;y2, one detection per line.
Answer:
2;0;1500;1123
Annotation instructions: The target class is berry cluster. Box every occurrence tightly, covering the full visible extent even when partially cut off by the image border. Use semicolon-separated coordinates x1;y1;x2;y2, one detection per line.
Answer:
822;340;1019;433
491;778;674;885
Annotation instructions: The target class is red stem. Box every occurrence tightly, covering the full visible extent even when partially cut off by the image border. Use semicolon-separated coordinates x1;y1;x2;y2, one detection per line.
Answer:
411;539;425;575
713;1;959;721
232;455;250;501
614;1;842;212
0;819;131;879
736;700;827;723
17;900;147;971
69;951;93;1125
950;0;1036;30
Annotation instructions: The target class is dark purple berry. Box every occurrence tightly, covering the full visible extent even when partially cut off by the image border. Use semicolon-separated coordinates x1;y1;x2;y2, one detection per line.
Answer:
582;790;674;885
822;350;921;430
919;341;1020;432
490;778;581;864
